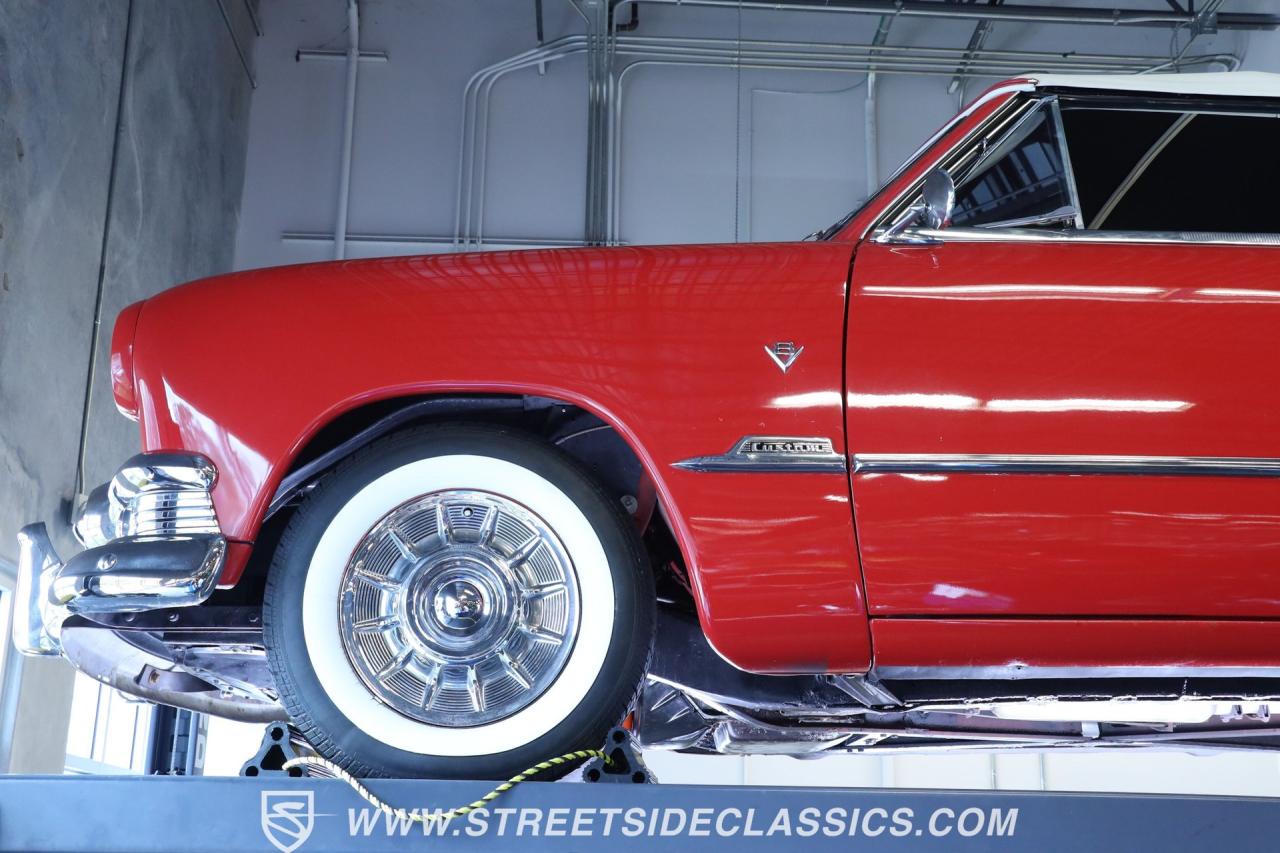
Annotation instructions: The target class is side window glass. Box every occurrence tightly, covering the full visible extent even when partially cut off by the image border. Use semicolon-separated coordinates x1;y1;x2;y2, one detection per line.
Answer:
949;105;1078;229
1060;107;1280;233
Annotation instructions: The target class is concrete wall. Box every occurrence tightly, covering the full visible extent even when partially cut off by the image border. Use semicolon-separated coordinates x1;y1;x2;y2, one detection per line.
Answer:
0;0;254;772
0;3;125;573
79;4;257;492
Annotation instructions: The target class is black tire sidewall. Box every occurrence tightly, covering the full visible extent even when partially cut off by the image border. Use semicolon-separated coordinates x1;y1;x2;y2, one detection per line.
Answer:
263;423;653;779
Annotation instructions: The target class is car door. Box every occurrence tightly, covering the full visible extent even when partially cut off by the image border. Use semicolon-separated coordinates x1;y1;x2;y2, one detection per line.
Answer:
845;93;1280;626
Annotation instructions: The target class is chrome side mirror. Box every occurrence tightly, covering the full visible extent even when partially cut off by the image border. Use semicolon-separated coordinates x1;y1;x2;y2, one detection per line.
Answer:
920;168;955;230
878;168;955;244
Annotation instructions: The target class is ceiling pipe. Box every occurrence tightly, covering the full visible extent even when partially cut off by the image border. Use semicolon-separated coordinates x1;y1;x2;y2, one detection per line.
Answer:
451;33;1239;247
610;0;1278;30
949;0;1003;95
335;0;360;260
866;14;894;204
451;32;1232;246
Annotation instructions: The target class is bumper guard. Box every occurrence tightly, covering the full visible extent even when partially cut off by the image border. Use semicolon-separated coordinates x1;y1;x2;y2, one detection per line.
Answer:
13;453;226;657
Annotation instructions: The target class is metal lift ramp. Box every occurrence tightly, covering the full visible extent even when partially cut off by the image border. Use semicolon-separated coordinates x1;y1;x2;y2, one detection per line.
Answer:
2;719;1276;852
2;744;1279;852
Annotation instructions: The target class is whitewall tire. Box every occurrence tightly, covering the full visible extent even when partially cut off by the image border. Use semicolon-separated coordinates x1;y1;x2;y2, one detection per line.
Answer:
263;423;654;779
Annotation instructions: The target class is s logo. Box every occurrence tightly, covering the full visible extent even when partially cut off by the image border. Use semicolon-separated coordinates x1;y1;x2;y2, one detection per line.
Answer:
261;790;316;853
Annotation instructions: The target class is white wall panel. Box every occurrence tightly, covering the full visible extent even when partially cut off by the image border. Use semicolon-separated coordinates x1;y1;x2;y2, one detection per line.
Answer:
748;84;864;241
618;65;740;244
235;0;1270;265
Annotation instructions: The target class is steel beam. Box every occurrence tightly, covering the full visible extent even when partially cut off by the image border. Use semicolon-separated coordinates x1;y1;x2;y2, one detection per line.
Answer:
614;0;1279;30
948;0;1004;95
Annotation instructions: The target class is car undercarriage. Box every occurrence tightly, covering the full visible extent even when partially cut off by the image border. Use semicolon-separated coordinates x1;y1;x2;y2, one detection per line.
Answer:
54;599;1280;759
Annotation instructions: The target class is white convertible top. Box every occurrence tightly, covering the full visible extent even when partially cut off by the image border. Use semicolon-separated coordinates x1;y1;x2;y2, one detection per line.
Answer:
1027;71;1280;98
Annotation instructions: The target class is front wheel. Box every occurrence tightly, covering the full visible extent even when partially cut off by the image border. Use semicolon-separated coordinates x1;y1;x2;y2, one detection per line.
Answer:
263;423;654;779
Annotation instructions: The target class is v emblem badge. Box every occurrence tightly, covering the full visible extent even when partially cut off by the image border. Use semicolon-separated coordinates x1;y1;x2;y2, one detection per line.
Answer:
765;341;804;373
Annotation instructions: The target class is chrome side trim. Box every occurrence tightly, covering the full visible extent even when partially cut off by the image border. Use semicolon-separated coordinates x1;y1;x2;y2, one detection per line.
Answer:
876;664;1280;681
885;226;1280;246
675;436;846;473
853;453;1280;477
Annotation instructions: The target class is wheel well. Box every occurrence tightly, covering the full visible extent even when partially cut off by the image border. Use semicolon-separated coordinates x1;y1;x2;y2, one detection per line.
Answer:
221;393;692;609
282;393;644;506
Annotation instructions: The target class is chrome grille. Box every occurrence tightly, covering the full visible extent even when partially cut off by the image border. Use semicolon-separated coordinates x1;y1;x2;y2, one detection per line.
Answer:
125;489;219;538
74;452;221;548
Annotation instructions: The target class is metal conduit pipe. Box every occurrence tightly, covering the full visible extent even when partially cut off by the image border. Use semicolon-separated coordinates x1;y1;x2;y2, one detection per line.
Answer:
475;40;595;245
334;0;360;260
604;55;1232;243
566;1;609;246
611;34;1224;63
454;39;538;244
603;54;1235;243
610;0;1279;30
595;43;1216;71
453;33;1236;245
604;49;1233;240
461;37;596;246
866;69;880;201
467;42;1238;246
592;2;613;245
865;14;895;196
604;45;1224;70
454;35;588;246
462;40;1237;246
453;35;1239;247
569;0;608;244
595;0;1260;239
596;36;1237;243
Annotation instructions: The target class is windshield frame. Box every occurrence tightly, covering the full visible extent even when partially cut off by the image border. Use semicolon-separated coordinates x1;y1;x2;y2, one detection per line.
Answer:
817;81;1035;242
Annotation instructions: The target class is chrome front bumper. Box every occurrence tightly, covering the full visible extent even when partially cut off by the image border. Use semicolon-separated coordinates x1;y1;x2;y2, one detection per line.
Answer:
13;453;226;657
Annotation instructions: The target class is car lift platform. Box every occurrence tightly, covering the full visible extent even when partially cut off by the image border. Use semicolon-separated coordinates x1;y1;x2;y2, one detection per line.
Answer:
1;772;1278;852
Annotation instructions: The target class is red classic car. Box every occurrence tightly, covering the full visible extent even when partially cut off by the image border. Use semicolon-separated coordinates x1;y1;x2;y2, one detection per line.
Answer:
15;71;1280;779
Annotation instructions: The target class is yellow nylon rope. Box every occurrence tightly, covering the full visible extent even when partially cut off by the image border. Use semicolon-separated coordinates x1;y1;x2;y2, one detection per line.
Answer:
280;749;610;823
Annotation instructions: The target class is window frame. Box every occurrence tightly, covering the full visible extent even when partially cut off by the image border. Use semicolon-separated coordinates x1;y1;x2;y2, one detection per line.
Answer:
872;90;1280;248
947;96;1085;231
63;671;155;775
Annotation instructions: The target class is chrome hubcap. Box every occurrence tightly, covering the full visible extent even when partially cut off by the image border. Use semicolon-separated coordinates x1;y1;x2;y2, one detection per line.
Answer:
338;490;580;727
434;579;485;629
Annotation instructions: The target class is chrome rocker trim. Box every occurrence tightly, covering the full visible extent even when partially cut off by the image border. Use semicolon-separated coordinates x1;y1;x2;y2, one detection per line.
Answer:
875;664;1280;681
13;452;226;657
674;436;847;473
852;453;1280;478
